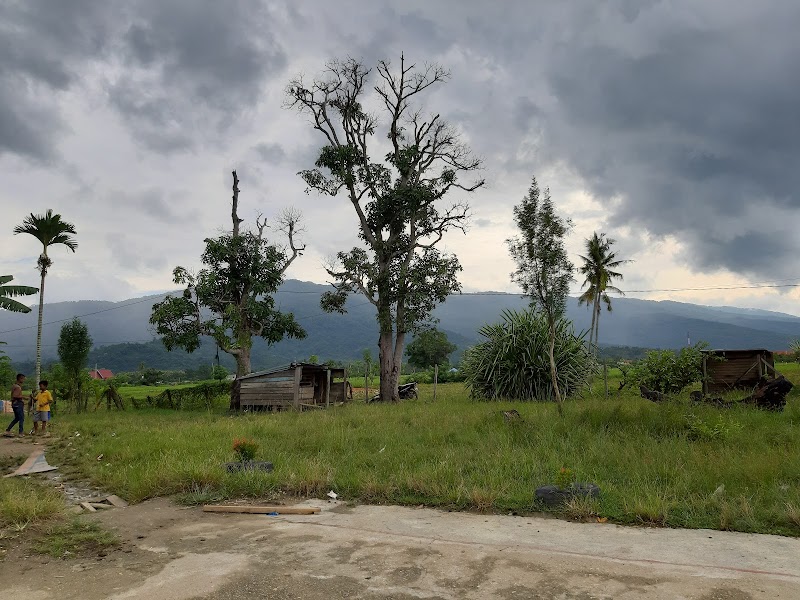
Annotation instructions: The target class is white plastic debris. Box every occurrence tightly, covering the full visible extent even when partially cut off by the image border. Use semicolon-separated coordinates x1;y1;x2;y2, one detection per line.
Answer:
327;490;338;500
378;446;386;454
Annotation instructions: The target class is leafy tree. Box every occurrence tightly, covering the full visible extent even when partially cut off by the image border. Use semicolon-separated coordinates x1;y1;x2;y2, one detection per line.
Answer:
0;275;38;314
57;318;93;411
212;365;229;381
0;354;15;389
287;56;483;401
789;339;800;363
629;343;708;394
140;367;164;386
150;172;306;396
578;232;629;346
406;328;457;369
507;177;574;415
13;210;78;385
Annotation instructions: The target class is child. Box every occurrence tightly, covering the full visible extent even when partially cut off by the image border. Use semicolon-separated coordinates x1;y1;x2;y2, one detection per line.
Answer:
4;373;26;437
32;380;52;436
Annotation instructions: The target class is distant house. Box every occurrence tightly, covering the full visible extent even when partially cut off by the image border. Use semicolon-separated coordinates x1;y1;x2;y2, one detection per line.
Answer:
89;369;114;380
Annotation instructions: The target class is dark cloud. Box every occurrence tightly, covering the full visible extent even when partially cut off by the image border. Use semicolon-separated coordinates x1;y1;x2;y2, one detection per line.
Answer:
0;0;288;158
0;0;115;160
533;1;800;277
110;0;287;152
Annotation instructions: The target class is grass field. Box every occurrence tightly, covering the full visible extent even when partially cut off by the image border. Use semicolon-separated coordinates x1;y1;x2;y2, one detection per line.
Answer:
46;364;800;536
116;381;216;401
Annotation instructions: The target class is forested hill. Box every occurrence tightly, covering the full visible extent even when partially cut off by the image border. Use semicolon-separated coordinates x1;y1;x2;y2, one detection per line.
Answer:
2;279;799;372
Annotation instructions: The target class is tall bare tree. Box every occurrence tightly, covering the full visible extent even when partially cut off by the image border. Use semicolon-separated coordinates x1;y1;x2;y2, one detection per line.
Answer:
13;210;78;386
507;177;573;416
287;56;484;401
150;172;306;395
578;232;629;346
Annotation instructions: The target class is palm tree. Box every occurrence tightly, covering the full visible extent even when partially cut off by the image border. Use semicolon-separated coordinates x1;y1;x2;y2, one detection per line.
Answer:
578;232;629;346
14;210;78;384
0;275;38;313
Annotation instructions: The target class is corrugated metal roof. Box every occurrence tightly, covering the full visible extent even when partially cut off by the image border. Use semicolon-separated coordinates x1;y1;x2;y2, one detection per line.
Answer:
238;362;345;380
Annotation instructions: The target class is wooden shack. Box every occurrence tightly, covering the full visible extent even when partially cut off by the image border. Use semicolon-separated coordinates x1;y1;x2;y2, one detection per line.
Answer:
702;349;776;395
235;363;350;411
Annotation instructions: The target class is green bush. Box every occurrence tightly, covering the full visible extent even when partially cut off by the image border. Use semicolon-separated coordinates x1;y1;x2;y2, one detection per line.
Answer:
629;343;707;394
461;309;596;401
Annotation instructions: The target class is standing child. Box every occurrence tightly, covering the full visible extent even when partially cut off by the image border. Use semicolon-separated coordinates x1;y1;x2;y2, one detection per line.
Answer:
33;380;52;436
4;373;26;436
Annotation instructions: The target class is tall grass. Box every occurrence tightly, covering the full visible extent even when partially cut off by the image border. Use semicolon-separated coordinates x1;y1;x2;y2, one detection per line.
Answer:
0;478;65;530
48;378;800;536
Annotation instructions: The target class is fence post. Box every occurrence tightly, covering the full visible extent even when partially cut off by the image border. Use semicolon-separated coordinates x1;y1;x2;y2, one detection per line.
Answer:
434;364;438;402
365;364;369;402
603;363;609;398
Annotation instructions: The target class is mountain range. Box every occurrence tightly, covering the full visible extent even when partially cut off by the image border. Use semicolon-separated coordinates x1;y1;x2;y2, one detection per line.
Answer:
1;279;799;372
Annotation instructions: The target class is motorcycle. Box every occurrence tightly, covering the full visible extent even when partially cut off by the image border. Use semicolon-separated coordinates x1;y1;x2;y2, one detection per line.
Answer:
368;381;418;402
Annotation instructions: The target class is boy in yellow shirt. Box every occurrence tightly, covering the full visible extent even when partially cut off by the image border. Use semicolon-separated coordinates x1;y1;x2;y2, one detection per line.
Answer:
32;380;52;436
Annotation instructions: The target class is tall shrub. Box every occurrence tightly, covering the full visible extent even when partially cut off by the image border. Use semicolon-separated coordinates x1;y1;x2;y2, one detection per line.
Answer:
462;309;596;401
629;343;707;394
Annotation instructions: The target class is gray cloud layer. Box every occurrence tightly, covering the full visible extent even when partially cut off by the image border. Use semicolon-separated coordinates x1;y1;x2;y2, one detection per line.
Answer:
1;0;800;300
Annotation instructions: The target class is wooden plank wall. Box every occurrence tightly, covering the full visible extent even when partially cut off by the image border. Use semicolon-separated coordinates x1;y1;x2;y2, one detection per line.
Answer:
706;354;770;393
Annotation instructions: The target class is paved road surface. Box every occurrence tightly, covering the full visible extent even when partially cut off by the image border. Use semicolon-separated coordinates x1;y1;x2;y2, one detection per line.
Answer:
3;497;798;599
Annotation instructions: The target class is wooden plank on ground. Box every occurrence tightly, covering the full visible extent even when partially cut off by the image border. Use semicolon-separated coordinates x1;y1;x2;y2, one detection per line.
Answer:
202;505;320;515
106;495;129;508
80;502;97;512
89;502;114;510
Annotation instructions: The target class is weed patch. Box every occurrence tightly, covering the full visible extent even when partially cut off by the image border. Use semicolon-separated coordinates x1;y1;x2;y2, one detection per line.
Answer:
34;518;119;558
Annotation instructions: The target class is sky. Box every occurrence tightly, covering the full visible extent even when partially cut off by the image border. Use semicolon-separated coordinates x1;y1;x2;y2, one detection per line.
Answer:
1;0;800;315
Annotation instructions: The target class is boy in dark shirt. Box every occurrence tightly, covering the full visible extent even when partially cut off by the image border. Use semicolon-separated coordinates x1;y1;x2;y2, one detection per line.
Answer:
4;373;26;436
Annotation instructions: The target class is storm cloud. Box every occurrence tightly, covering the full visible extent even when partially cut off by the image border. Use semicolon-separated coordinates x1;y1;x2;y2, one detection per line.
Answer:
1;0;799;310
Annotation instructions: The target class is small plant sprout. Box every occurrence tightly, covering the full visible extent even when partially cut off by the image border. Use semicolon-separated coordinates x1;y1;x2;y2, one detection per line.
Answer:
555;467;576;490
232;437;259;462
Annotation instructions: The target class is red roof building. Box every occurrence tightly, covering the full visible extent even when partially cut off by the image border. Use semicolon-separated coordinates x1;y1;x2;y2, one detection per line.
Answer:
89;369;114;380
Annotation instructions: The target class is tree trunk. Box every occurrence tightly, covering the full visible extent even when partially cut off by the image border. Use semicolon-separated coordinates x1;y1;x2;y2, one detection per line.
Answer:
235;346;251;377
390;331;406;402
548;320;564;417
588;299;597;346
35;267;46;389
378;330;395;401
593;300;601;346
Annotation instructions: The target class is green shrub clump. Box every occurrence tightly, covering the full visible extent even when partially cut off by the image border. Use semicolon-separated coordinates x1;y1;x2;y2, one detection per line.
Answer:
461;309;596;401
629;343;707;394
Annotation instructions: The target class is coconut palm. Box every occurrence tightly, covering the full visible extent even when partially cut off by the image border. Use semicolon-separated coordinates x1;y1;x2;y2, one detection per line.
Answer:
14;210;78;384
0;275;38;313
578;232;629;346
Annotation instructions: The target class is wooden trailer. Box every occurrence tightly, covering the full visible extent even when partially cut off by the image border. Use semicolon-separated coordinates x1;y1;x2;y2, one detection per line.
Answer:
235;363;350;411
701;349;776;395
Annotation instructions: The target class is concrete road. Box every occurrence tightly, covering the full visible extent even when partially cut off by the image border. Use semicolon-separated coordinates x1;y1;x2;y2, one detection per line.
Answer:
3;498;799;599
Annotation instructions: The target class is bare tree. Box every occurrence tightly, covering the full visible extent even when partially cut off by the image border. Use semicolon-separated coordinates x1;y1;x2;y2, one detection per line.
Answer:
287;56;484;401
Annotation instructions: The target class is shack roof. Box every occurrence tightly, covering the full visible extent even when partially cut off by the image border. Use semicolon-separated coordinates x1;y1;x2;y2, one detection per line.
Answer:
238;362;346;380
702;348;773;355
